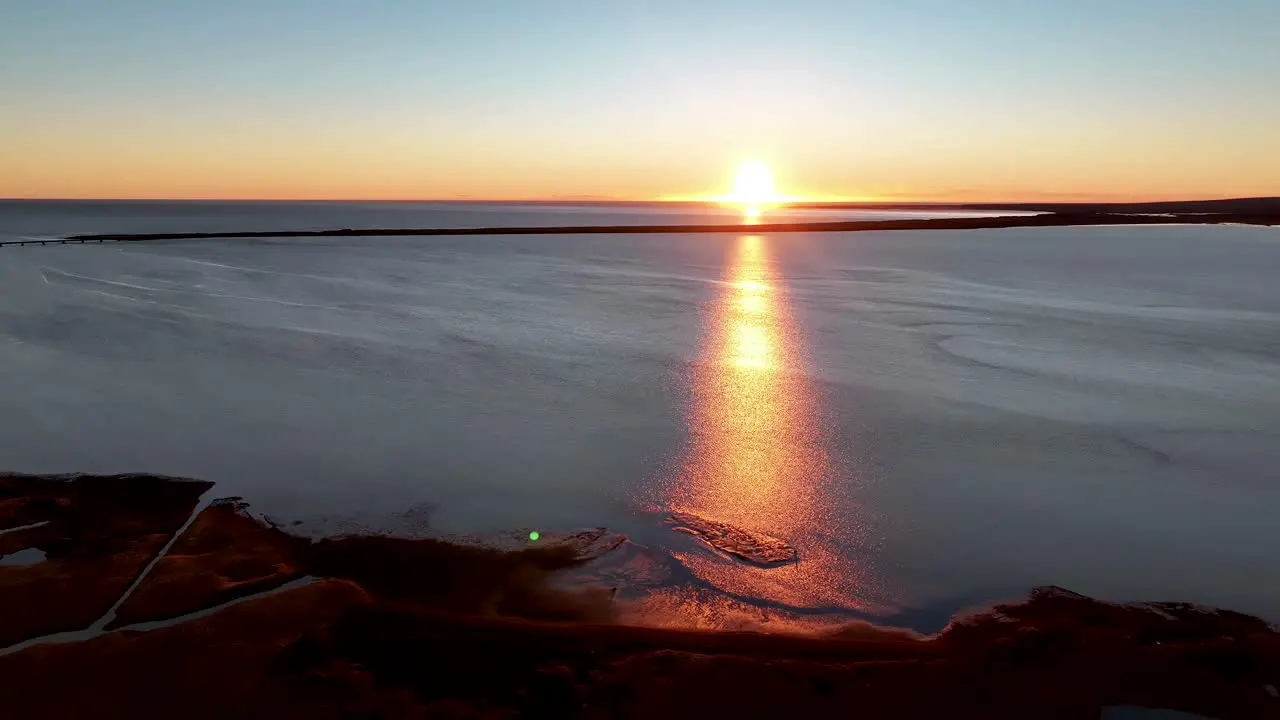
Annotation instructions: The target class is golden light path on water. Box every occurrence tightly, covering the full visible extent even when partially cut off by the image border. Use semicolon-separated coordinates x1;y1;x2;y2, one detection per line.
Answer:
657;233;879;618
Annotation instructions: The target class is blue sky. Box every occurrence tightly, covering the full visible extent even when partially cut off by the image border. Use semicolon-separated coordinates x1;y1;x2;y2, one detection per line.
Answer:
3;0;1278;199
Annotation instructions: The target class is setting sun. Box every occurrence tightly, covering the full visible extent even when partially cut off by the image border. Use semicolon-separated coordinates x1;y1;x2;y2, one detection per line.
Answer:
731;161;779;206
659;160;858;208
728;161;782;222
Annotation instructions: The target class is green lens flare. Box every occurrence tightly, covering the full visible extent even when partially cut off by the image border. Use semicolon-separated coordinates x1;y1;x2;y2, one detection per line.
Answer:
529;531;540;541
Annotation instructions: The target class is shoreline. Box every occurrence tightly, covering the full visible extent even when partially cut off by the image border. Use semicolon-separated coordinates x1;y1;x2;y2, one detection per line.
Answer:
0;210;1273;248
2;472;1278;717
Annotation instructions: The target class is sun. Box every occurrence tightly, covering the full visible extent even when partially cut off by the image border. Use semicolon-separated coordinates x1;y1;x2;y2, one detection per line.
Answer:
659;163;864;206
730;160;779;206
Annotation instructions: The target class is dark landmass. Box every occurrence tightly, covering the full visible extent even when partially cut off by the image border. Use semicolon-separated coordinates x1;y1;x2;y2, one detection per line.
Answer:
108;498;302;628
0;206;1267;248
796;196;1280;215
1;473;1278;718
0;472;211;646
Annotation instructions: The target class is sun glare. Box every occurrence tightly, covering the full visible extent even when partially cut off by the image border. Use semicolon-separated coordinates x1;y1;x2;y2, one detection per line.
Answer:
731;161;778;206
726;161;784;222
660;160;862;219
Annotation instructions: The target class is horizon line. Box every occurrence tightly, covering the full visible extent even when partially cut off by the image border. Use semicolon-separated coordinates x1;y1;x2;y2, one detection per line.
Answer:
2;194;1273;206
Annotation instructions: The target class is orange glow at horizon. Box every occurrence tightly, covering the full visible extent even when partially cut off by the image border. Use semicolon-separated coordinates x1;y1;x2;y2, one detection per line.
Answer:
5;132;1270;203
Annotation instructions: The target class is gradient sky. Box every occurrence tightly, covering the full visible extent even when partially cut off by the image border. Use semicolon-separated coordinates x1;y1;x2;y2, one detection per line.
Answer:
3;0;1278;201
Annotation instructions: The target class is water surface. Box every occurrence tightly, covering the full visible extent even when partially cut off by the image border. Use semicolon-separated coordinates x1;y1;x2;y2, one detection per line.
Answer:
2;201;1278;630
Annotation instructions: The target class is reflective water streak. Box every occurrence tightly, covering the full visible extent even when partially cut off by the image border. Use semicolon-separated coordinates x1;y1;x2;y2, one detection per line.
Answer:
666;234;876;611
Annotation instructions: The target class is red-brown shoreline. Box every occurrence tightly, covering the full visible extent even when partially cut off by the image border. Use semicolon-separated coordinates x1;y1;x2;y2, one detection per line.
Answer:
2;472;1277;718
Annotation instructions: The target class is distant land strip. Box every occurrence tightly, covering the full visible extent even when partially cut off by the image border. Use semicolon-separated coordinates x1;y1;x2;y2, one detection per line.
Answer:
0;210;1276;248
795;196;1280;215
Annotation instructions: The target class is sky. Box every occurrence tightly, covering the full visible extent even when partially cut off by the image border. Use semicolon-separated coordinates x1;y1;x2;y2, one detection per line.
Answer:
2;0;1278;201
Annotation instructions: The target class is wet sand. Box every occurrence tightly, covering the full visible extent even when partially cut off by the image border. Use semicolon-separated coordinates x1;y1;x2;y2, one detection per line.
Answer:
1;473;1277;718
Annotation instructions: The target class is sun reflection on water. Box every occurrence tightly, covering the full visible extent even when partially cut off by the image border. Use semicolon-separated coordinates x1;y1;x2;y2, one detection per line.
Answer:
661;234;877;612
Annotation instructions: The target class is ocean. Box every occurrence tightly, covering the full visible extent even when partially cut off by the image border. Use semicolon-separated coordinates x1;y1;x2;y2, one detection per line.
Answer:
2;200;1278;631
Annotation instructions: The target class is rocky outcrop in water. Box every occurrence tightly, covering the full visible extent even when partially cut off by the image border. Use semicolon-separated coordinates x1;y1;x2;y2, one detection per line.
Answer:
667;511;798;566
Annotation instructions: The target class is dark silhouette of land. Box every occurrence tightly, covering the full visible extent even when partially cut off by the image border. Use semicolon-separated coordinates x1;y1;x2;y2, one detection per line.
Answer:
0;196;1274;248
796;196;1280;214
5;209;1271;249
2;473;1278;718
